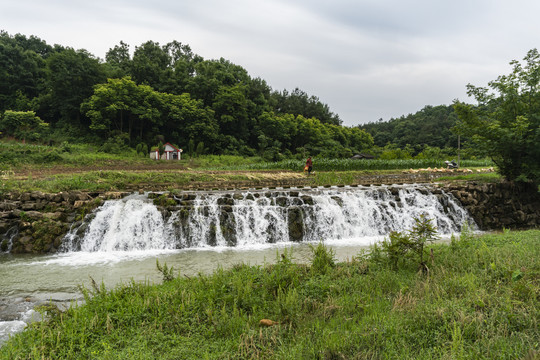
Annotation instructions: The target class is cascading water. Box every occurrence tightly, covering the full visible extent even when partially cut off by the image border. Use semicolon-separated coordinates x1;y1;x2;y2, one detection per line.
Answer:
0;227;18;253
61;194;173;252
0;184;477;346
62;185;475;252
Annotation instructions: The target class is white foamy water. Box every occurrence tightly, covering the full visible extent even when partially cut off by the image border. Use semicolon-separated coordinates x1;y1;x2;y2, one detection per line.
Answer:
58;185;474;254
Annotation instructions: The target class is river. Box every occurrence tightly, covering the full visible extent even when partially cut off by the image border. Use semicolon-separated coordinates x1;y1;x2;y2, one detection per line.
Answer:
0;240;382;346
0;184;474;345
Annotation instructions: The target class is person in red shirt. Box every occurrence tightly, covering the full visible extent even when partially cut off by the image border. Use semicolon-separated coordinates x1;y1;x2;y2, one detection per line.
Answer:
305;157;313;175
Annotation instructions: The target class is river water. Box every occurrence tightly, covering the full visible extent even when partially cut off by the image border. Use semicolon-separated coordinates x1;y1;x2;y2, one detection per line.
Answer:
0;240;379;346
0;184;474;345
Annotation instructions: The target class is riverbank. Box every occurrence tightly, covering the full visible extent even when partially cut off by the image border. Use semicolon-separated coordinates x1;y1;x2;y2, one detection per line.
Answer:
1;229;538;359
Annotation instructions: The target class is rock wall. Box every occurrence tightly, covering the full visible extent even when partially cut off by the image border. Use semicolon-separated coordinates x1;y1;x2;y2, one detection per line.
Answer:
0;191;128;253
443;182;540;229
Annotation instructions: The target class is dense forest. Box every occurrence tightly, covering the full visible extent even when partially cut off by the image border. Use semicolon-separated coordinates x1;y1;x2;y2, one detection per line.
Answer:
359;105;459;150
357;105;477;159
0;31;375;159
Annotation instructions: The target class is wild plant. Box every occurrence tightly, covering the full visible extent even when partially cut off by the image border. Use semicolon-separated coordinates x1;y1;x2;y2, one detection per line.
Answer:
309;241;336;275
156;259;175;282
377;214;439;271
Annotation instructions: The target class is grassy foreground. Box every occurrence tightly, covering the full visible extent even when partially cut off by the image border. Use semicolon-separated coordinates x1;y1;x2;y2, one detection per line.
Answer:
1;230;539;359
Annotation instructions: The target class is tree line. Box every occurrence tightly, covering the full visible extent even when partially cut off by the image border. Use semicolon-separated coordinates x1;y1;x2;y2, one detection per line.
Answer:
359;48;539;185
1;31;537;184
359;105;459;151
0;31;372;159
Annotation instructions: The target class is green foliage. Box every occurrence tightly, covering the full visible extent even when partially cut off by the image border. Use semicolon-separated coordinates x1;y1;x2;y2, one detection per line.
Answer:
2;230;538;359
8;29;535;165
230;157;492;172
134;142;148;157
309;242;336;275
59;141;72;153
360;105;463;150
188;138;195;157
374;214;439;270
195;141;205;157
152;194;177;207
454;49;540;185
0;110;49;142
2;30;375;158
0;32;49;113
156;259;175;282
0;141;66;166
100;133;130;154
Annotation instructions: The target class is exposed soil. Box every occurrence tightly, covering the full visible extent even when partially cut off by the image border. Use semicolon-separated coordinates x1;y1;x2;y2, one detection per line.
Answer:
12;164;300;179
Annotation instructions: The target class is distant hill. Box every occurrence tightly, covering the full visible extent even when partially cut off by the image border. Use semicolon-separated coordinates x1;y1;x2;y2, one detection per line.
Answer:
359;105;459;152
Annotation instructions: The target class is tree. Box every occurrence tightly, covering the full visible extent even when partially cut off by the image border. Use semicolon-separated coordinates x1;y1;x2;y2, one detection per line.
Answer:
454;49;540;185
160;92;218;149
0;32;48;113
131;41;172;92
271;87;342;125
105;41;131;78
46;48;105;125
81;77;162;143
212;84;250;142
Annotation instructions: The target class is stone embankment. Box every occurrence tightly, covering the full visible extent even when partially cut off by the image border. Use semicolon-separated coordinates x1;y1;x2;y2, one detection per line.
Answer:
443;181;540;230
0;191;129;253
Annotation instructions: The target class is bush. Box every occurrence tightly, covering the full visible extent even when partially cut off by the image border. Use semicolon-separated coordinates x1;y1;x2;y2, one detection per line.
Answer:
373;214;439;271
309;242;336;275
100;134;130;154
39;150;63;163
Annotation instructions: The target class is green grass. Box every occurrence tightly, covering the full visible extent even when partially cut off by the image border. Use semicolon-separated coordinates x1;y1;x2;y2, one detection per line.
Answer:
0;139;498;193
0;170;235;193
1;230;538;359
437;172;502;183
0;139;493;172
0;140;155;168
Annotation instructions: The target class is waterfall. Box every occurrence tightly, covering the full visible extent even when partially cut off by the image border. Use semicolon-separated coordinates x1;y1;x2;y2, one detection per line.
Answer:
63;185;475;252
62;194;172;252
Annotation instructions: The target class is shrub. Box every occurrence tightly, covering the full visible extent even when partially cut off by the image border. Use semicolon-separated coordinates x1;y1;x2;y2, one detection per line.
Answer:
309;242;336;275
373;214;439;271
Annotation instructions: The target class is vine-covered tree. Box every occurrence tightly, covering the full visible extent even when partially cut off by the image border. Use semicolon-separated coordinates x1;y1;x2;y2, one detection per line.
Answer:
454;49;540;185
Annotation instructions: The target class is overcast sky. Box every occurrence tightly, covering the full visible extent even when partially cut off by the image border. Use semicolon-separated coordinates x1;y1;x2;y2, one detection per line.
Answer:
2;0;540;126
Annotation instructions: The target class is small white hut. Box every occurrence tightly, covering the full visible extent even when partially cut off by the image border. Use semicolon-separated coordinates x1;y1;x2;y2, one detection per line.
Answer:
150;143;183;160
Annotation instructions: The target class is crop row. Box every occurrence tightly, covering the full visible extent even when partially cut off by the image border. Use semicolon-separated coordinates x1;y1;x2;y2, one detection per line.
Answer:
239;158;493;171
